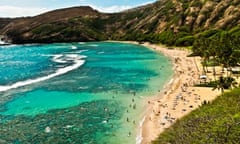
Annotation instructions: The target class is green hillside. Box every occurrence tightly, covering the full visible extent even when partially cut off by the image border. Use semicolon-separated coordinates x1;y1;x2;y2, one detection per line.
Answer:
153;88;240;144
1;0;240;44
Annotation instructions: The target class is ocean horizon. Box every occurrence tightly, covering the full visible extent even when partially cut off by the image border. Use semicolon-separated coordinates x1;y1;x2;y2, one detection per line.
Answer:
0;42;173;143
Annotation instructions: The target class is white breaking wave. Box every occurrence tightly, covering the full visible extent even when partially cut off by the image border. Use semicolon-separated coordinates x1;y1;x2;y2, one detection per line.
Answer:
71;46;77;50
98;52;105;54
52;54;67;63
0;44;17;49
89;44;99;47
67;54;80;58
136;116;145;144
0;54;86;92
75;50;88;53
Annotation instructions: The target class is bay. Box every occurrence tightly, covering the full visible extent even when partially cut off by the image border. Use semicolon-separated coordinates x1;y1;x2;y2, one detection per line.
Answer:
0;42;173;144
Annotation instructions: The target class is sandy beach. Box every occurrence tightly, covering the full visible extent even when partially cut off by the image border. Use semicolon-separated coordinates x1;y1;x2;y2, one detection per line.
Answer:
138;42;221;144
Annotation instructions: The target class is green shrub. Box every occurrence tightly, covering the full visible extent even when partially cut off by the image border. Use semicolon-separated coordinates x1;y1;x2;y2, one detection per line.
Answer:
158;30;175;45
153;88;240;144
176;35;195;46
32;23;66;35
200;29;222;38
195;81;217;87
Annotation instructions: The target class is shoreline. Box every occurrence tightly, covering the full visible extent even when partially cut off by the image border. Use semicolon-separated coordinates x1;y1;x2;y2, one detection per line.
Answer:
100;41;221;144
115;41;221;144
139;42;221;144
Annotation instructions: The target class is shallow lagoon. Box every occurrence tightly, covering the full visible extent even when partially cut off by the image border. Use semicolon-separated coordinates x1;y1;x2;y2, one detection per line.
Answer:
0;42;173;143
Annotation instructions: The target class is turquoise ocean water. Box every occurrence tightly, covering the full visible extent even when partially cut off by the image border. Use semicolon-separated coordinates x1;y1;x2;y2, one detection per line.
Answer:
0;42;173;144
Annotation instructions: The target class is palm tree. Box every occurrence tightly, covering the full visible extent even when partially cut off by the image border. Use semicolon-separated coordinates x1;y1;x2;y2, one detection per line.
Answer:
215;32;236;77
213;76;238;93
209;39;219;80
193;37;211;75
213;76;225;93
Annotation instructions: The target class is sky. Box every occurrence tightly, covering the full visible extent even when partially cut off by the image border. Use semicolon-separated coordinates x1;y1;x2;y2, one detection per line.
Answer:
0;0;157;18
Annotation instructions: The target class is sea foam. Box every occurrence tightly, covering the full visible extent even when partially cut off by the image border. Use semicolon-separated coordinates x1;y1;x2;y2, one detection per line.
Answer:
89;44;98;47
52;54;67;63
71;46;77;49
136;116;145;144
0;54;86;92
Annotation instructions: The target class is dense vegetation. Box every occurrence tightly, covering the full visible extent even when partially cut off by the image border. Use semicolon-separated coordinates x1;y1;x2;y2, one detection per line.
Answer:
192;27;240;92
153;88;240;144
